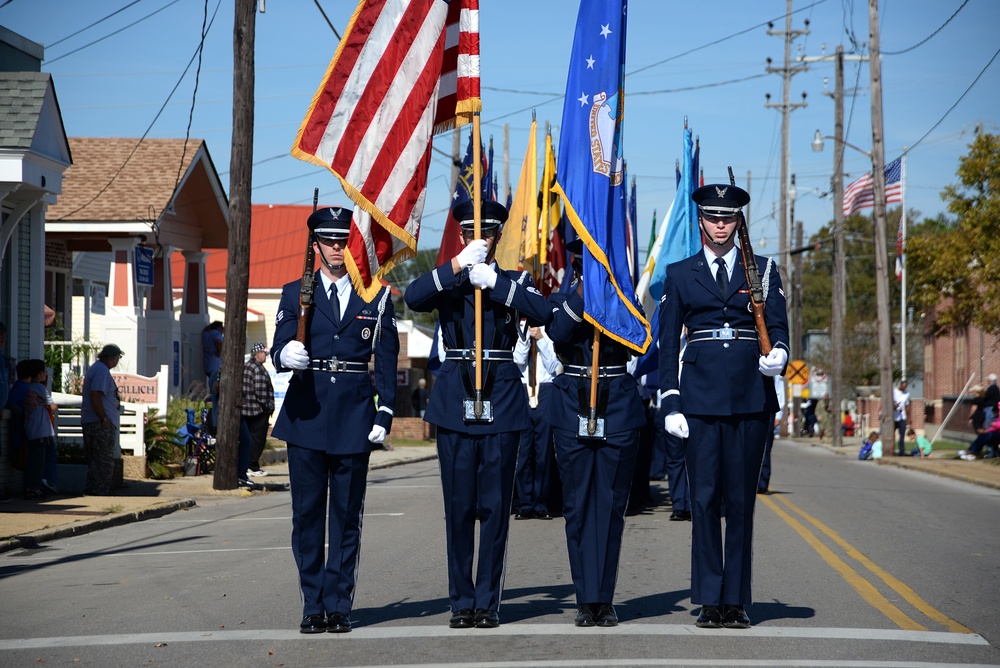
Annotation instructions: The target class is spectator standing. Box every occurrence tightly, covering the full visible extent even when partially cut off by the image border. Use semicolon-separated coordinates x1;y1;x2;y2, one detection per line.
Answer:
22;359;56;499
81;344;123;495
411;378;430;440
983;374;999;426
816;393;832;441
271;206;399;634
893;380;911;457
512;325;561;521
801;397;817;436
202;321;224;381
241;342;274;479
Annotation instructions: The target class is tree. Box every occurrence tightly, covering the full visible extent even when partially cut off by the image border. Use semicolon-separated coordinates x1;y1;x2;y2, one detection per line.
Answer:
906;131;1000;336
385;248;442;328
799;207;913;388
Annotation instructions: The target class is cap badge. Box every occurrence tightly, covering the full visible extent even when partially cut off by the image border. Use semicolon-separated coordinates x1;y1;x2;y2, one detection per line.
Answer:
715;186;728;198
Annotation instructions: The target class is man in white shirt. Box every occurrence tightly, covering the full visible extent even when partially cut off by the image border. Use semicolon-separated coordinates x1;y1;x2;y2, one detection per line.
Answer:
893;380;911;457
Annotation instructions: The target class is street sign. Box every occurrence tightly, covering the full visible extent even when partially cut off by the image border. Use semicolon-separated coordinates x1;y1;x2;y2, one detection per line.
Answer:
787;360;809;385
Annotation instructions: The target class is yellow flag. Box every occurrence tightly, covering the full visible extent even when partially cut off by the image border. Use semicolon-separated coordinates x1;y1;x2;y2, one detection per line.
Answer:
494;118;538;270
538;132;560;268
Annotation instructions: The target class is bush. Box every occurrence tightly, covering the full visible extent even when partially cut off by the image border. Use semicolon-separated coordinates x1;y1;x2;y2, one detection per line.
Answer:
144;407;186;479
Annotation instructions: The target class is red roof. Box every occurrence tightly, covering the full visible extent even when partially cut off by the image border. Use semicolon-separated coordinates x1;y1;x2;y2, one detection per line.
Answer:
172;204;310;290
171;204;401;295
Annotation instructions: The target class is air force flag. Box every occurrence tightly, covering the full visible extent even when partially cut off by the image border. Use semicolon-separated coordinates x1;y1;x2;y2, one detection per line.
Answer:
552;0;650;353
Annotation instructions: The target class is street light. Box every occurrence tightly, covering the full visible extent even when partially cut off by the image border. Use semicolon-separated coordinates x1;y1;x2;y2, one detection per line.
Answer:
811;130;871;158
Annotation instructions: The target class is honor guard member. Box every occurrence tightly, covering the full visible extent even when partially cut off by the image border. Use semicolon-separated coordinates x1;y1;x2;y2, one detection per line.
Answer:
271;206;399;634
404;199;551;630
513;325;562;520
544;239;646;628
658;183;788;629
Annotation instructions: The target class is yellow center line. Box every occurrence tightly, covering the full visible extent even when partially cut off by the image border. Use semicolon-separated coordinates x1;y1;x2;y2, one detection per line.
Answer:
759;495;925;630
772;495;972;634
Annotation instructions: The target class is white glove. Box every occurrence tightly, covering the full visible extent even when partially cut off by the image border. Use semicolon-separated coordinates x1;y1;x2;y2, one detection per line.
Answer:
279;340;310;370
664;412;689;439
758;347;788;377
367;424;387;444
469;263;498;289
455;239;488;268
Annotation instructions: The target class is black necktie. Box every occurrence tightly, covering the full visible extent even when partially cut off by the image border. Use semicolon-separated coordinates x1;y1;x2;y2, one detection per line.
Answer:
715;257;729;297
330;285;341;327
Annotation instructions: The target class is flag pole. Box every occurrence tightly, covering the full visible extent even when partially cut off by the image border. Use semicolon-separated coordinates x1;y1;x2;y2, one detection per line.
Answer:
473;112;485;418
587;329;601;436
900;150;908;380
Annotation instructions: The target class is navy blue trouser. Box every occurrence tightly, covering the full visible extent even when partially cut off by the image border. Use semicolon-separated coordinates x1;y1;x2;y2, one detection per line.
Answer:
288;444;370;617
686;413;768;606
436;428;519;613
553;426;639;605
515;407;556;515
664;430;690;512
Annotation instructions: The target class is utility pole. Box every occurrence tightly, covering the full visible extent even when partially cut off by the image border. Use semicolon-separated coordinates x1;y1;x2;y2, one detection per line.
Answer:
216;0;256;490
793;216;804;435
503;123;510;203
804;45;868;449
868;0;895;451
766;1;808;433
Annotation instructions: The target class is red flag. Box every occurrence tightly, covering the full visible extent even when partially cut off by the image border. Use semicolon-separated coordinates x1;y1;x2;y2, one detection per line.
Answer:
292;0;481;300
541;224;566;297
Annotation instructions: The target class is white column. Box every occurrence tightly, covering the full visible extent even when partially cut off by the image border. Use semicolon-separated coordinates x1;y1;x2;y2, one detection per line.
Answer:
144;246;182;395
179;250;210;391
103;237;147;374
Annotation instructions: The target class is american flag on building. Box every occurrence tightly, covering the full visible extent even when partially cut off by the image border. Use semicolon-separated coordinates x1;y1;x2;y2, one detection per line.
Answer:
843;156;903;217
292;0;481;300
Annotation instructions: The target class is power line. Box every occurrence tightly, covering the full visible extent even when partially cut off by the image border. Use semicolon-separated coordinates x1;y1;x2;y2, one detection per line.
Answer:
905;44;1000;154
52;0;223;221
47;0;146;49
46;0;184;65
879;0;970;56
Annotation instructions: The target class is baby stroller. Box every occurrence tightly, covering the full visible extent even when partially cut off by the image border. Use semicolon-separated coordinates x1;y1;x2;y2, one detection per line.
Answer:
180;407;216;475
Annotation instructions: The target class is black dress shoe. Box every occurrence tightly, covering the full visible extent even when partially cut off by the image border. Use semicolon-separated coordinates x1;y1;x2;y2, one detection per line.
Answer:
514;509;534;520
474;609;500;628
722;605;751;629
593;603;618;627
670;509;692;521
299;614;326;634
449;609;475;629
536;511;554;520
326;612;352;633
574;605;596;627
695;605;723;628
756;487;769;495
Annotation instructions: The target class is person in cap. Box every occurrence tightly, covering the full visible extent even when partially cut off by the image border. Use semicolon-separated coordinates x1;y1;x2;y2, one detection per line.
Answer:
543;235;646;628
81;344;124;495
404;199;551;629
658;182;789;629
270;205;399;634
241;342;274;480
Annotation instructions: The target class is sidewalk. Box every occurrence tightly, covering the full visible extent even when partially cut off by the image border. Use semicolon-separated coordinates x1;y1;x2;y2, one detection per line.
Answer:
790;435;1000;492
0;444;438;553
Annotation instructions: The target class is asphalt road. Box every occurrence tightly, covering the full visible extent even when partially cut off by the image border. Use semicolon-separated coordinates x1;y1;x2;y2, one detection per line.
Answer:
2;438;999;668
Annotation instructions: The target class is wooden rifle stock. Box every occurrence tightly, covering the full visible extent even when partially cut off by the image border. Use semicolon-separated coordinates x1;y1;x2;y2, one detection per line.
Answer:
728;167;772;355
296;188;319;344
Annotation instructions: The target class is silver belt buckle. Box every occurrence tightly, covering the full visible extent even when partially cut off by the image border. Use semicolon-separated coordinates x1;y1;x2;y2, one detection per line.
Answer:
463;398;494;423
577;414;606;440
326;356;339;372
718;325;735;340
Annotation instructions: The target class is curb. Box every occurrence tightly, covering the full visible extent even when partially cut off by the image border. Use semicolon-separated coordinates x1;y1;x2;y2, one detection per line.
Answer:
0;499;196;555
371;453;438;471
875;458;1000;492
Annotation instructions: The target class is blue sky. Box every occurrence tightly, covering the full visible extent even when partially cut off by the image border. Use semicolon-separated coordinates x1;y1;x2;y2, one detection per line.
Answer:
3;0;997;260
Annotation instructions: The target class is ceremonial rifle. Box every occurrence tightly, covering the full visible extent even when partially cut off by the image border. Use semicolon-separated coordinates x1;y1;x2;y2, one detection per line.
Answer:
296;188;319;345
727;166;772;355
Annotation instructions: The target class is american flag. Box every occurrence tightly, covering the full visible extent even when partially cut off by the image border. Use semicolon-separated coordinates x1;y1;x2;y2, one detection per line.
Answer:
843;156;903;217
292;0;481;300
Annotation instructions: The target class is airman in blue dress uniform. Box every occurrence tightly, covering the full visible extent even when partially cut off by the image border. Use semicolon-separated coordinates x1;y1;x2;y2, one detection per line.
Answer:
544;241;646;628
404;199;551;630
658;183;789;629
271;206;399;634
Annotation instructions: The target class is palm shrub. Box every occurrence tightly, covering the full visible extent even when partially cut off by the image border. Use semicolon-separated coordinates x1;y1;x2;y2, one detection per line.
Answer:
144;407;185;479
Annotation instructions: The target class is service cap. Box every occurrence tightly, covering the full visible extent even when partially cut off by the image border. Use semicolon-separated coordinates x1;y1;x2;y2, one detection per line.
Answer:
692;184;750;218
308;206;352;240
453;200;508;231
